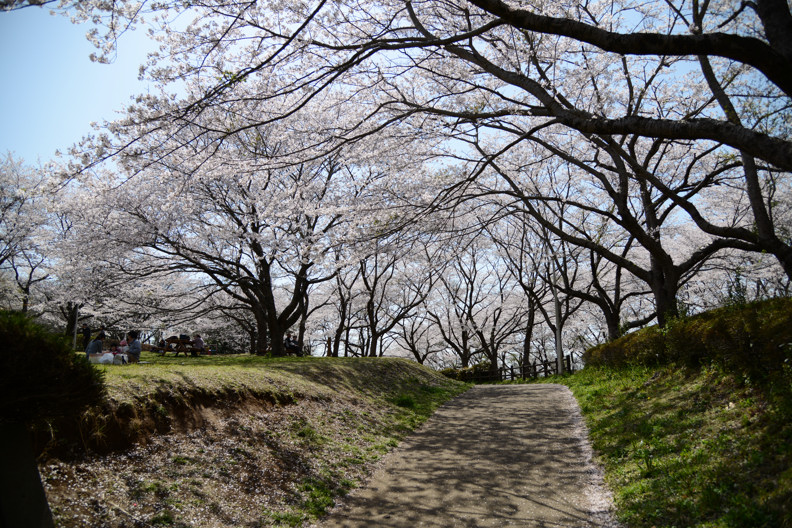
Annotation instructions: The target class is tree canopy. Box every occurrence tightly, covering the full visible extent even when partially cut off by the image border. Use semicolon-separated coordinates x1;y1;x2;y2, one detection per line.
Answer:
1;0;790;369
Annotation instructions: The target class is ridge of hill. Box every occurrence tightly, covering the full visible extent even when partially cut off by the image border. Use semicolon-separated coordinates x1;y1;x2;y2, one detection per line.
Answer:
532;295;792;528
38;356;468;528
540;365;792;527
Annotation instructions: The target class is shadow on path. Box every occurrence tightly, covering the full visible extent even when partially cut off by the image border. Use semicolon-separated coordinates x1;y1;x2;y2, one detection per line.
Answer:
314;384;619;528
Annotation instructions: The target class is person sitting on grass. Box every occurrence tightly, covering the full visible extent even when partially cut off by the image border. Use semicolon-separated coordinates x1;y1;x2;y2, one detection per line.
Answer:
126;331;141;363
191;334;205;356
284;333;301;355
85;332;105;359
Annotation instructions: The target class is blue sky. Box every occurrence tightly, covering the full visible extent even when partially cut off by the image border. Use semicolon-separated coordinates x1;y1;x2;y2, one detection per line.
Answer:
0;8;153;164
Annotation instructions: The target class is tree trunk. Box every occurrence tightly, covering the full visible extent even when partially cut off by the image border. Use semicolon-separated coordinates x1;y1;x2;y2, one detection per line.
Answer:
550;278;565;375
269;329;286;357
459;330;472;368
61;302;81;338
367;333;380;357
521;308;535;377
483;343;499;380
0;423;54;528
475;330;500;380
331;299;347;358
604;309;621;342
343;320;352;357
20;285;30;313
252;308;269;355
738;151;792;280
297;292;309;353
331;326;342;357
650;262;680;328
489;354;499;380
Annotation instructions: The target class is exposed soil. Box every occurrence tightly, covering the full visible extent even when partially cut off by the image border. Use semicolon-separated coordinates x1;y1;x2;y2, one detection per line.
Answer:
40;395;396;527
39;373;618;527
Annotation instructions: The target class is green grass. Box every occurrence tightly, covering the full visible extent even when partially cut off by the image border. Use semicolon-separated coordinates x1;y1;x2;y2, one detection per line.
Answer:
386;376;466;432
265;509;305;527
95;352;459;405
536;365;792;527
52;354;469;527
92;353;468;441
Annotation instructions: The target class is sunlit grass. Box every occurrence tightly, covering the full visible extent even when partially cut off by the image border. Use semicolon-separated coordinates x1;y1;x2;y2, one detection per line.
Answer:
537;366;792;527
96;353;440;405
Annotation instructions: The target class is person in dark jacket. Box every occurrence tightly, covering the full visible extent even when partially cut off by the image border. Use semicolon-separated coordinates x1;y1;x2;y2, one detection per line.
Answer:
126;331;142;363
81;323;91;351
284;333;301;355
85;332;105;359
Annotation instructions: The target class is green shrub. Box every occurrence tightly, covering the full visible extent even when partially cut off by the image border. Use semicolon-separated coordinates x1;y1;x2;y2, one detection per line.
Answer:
663;313;712;366
0;311;106;427
712;298;792;383
583;297;792;383
439;361;493;383
583;327;665;367
625;326;666;366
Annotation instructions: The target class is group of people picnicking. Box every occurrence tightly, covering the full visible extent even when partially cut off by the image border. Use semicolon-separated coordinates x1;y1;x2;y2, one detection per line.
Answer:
80;324;206;363
81;324;303;360
154;334;205;356
81;324;142;364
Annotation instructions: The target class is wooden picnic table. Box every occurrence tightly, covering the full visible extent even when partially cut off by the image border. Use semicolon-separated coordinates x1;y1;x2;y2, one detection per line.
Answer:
155;337;203;357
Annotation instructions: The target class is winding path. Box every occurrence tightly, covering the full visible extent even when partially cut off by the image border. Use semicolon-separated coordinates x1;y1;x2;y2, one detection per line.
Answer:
315;384;620;528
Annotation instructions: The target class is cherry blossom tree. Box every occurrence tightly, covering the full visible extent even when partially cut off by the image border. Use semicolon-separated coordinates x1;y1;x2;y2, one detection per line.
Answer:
101;2;790;154
0;155;52;311
62;80;443;354
489;213;652;343
10;0;790;358
353;235;439;358
394;309;447;365
418;227;526;376
43;0;787;185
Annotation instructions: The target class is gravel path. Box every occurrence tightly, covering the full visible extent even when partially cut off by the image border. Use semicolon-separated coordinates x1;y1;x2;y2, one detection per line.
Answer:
315;384;620;528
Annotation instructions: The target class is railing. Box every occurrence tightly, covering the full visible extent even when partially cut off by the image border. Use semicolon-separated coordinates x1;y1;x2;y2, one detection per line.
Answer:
464;355;574;382
484;355;575;382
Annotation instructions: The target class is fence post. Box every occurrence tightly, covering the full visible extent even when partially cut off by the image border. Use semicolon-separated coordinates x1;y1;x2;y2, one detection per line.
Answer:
565;354;572;373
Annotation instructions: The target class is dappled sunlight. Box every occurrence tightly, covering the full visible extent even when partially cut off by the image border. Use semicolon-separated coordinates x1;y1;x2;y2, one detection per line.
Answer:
318;385;618;528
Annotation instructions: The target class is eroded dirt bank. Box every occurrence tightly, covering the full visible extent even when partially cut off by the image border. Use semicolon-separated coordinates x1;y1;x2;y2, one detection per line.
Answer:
41;395;387;527
38;358;467;527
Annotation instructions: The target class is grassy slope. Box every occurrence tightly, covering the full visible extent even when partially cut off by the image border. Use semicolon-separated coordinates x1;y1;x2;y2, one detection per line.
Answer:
40;353;469;527
535;365;792;528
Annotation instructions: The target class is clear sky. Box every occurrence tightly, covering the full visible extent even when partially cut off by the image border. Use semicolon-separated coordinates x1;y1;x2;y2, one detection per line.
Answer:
0;7;153;164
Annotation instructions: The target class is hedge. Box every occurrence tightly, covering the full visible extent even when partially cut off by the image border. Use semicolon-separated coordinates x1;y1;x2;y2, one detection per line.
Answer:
582;297;792;381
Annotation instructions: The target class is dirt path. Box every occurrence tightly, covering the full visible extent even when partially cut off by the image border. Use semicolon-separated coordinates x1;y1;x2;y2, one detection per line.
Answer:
314;384;620;528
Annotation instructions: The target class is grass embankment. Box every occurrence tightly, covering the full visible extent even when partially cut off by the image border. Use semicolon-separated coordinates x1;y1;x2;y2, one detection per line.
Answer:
538;365;792;527
40;354;468;528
